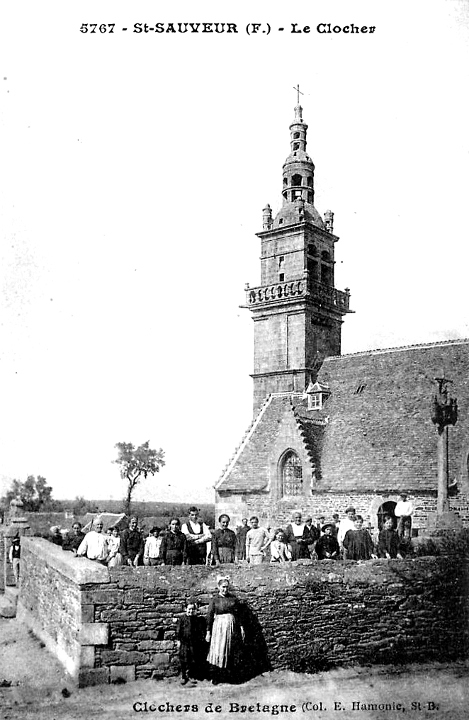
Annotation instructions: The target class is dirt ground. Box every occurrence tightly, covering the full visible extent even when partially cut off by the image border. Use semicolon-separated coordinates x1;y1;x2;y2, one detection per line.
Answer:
0;617;467;720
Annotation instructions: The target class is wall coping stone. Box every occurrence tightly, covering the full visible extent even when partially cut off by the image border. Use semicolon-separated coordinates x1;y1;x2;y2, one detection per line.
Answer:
22;536;110;585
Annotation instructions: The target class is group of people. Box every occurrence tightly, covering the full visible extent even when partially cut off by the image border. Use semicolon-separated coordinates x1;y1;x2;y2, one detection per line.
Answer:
54;508;213;567
238;507;408;564
52;494;413;568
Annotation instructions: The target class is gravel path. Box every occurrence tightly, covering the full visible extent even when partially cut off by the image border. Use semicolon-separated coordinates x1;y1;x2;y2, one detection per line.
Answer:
0;617;467;720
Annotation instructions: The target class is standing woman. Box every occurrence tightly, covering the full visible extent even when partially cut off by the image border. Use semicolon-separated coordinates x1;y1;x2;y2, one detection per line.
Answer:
206;576;246;684
160;518;187;566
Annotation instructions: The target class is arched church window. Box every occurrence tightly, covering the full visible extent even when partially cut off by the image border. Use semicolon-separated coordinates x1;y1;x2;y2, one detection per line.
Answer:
308;244;318;256
292;174;302;187
321;250;331;261
282;451;303;496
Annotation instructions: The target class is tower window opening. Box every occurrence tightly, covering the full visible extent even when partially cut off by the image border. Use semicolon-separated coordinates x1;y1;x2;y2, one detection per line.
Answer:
293;143;300;151
293;132;300;139
279;273;285;282
308;244;318;256
279;219;284;225
321;264;332;286
292;174;302;187
278;256;285;268
281;451;303;496
283;177;288;187
293;190;302;200
307;176;313;187
307;192;313;203
307;258;319;280
321;250;331;261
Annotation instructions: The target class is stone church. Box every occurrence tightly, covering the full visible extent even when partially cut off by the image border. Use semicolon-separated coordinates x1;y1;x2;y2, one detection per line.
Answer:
215;101;469;531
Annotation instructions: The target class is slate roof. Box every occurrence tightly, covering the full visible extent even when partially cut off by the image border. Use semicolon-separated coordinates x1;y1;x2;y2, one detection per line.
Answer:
316;339;469;492
218;339;469;495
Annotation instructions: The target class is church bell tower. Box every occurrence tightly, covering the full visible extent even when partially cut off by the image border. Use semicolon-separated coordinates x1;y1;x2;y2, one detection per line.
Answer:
245;96;352;412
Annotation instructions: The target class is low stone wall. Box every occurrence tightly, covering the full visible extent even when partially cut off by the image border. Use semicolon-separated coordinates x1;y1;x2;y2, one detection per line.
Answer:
17;537;469;687
17;538;109;679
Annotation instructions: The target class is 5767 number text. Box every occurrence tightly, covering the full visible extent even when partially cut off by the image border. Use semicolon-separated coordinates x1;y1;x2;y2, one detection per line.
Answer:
80;24;115;33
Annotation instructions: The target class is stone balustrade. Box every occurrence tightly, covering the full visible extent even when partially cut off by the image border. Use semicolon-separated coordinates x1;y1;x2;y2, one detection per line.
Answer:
246;277;350;313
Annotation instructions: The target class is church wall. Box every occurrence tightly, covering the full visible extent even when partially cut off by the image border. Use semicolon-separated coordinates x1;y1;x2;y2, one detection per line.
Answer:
253;372;308;413
305;315;342;366
17;538;469;685
217;491;469;532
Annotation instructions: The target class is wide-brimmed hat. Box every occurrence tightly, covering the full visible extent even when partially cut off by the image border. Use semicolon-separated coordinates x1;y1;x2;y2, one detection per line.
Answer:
322;523;335;533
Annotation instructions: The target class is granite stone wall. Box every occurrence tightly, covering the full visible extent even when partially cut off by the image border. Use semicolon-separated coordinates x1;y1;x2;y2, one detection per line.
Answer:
216;491;469;534
16;537;469;687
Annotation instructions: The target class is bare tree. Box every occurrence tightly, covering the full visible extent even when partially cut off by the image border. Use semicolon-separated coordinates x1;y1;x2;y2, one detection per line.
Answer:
113;441;165;515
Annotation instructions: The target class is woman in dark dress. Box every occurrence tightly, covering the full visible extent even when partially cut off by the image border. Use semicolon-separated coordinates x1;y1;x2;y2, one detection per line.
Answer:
206;576;246;684
160;518;187;566
315;523;340;560
343;515;377;560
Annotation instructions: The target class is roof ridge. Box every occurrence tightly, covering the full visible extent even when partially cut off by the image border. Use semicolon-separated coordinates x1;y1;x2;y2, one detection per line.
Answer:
324;337;469;361
295;414;316;464
214;394;274;489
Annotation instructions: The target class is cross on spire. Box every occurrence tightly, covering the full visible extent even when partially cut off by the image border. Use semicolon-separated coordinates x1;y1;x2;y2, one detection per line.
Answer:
293;84;304;105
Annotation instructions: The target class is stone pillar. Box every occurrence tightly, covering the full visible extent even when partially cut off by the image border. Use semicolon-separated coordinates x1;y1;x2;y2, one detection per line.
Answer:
436;427;449;514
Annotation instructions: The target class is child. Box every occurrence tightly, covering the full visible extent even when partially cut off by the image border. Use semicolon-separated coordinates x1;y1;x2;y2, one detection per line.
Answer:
343;515;377;560
270;529;292;562
177;600;207;685
378;517;403;559
9;535;21;585
143;526;161;566
107;526;122;567
315;523;340;560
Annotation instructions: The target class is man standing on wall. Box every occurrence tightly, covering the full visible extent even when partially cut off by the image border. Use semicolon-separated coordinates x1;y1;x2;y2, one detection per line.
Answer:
337;507;357;558
394;493;414;539
120;517;145;566
62;522;85;554
246;516;271;565
181;507;211;565
235;518;249;561
77;518;109;565
284;512;309;560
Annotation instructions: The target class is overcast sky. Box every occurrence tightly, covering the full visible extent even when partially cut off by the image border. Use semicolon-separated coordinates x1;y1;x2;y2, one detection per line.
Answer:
1;1;468;504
